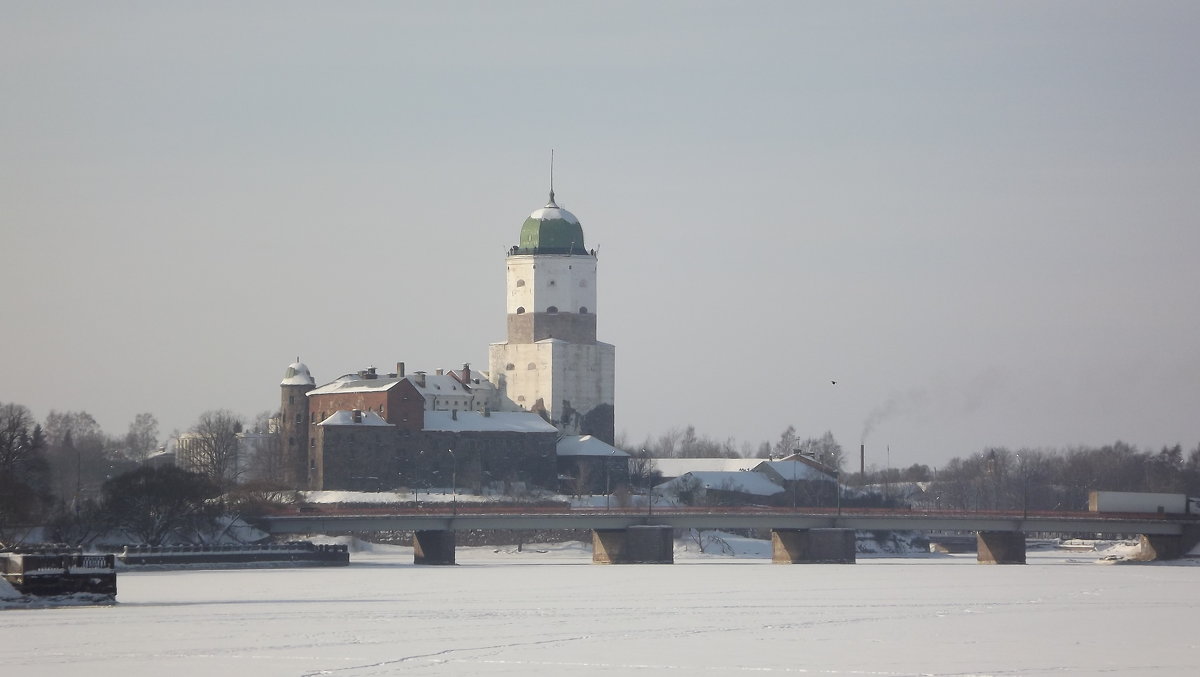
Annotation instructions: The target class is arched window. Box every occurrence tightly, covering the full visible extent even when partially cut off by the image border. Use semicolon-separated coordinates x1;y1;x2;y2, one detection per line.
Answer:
527;362;537;370
505;363;515;370
579;307;589;314
516;306;525;314
546;306;558;313
515;279;525;287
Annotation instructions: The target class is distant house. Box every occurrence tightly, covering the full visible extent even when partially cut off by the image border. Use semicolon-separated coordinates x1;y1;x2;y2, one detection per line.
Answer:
650;458;761;482
655;470;784;506
756;457;839;508
555;435;630;495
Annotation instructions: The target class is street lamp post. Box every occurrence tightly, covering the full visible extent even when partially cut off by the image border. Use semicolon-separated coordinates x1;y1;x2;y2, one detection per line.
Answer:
646;454;653;517
605;449;616;511
1017;452;1028;519
835;470;841;516
791;461;797;510
415;450;424;506
448;448;457;515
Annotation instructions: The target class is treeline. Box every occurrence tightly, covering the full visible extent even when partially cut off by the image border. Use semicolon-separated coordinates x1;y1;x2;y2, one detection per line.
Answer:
621;421;1200;512
903;442;1200;512
619;425;845;471
0;401;278;545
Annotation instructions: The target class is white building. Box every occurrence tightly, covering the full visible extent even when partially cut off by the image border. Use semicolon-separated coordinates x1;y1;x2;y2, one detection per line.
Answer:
488;189;616;441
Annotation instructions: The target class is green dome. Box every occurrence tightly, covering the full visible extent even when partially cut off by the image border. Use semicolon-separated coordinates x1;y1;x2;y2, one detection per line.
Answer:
515;192;587;255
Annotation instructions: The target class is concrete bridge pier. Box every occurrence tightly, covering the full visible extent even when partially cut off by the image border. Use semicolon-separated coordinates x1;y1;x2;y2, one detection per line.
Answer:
1133;525;1200;561
413;530;456;565
592;525;674;564
976;531;1025;564
771;528;856;564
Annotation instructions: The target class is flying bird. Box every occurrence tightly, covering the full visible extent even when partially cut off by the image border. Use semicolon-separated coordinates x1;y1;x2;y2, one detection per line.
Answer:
831;380;838;385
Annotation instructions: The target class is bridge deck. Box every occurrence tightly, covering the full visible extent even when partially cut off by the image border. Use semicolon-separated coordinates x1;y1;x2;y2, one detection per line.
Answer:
260;508;1190;536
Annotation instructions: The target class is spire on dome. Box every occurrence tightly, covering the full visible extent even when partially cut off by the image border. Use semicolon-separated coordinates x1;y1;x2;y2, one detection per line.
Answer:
548;149;557;207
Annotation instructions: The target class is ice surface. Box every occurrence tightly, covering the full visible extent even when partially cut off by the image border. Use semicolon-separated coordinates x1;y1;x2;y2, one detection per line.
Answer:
2;544;1197;676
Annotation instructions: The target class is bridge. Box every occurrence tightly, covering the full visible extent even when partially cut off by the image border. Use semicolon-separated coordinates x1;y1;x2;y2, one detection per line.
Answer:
258;507;1200;566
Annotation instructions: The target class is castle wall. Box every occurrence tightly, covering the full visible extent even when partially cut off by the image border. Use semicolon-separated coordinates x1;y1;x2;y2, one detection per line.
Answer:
314;427;558;493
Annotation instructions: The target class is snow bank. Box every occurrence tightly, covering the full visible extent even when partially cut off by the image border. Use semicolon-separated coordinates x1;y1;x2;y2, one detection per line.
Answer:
0;578;21;601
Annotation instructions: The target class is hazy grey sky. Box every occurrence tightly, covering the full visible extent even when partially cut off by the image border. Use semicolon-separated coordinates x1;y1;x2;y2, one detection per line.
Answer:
3;1;1198;469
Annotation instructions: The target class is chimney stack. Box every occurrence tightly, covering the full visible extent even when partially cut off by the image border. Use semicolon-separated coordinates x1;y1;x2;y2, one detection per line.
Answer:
462;362;470;384
860;444;865;477
396;362;405;377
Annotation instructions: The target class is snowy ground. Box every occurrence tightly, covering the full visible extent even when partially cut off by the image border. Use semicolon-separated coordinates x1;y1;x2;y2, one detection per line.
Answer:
3;540;1198;676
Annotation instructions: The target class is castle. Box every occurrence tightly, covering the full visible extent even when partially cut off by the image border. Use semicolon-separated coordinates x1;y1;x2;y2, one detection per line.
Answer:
277;188;622;494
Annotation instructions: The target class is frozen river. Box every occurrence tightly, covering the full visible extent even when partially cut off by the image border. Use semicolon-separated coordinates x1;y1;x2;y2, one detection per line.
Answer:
3;543;1197;676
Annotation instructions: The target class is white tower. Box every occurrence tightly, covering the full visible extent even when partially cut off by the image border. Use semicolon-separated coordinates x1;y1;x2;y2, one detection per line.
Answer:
489;189;615;442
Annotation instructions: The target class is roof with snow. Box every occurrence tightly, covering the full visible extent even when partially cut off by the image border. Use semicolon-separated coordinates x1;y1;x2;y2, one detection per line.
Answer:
756;460;837;483
318;410;393;427
308;372;403;395
651;458;762;478
308;369;479;398
556;435;630;457
281;361;315;386
655;471;784;497
515;192;588;255
422;411;557;433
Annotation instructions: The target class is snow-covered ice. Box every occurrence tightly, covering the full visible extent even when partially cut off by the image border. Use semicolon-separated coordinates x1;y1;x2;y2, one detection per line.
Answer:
2;542;1197;676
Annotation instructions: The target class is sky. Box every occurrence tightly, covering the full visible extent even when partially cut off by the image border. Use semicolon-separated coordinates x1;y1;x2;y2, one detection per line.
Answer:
3;1;1199;469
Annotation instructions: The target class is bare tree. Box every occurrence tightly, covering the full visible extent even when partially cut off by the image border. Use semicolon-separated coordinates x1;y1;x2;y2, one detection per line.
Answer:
772;425;799;459
0;403;50;541
42;410;125;503
181;410;244;488
101;466;221;545
795;431;844;472
124;412;159;462
243;410;284;484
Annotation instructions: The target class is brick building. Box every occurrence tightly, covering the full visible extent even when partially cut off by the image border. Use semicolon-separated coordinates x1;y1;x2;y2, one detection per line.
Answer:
287;362;559;492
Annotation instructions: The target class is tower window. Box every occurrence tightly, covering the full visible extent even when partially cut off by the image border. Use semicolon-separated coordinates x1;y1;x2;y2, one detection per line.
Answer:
548;280;556;286
516;307;526;314
527;363;536;370
516;279;526;287
579;307;589;314
505;363;515;370
295;414;302;424
546;306;558;313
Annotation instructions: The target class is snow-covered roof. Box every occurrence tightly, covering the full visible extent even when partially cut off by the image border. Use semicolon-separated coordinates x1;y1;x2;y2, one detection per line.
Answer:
656;471;784;497
528;205;580;224
308;373;403;395
308;369;483;399
408;372;475;397
281;361;315;386
757;460;837;483
318;410;393;427
652;458;761;477
422;411;557;433
556;435;630;457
